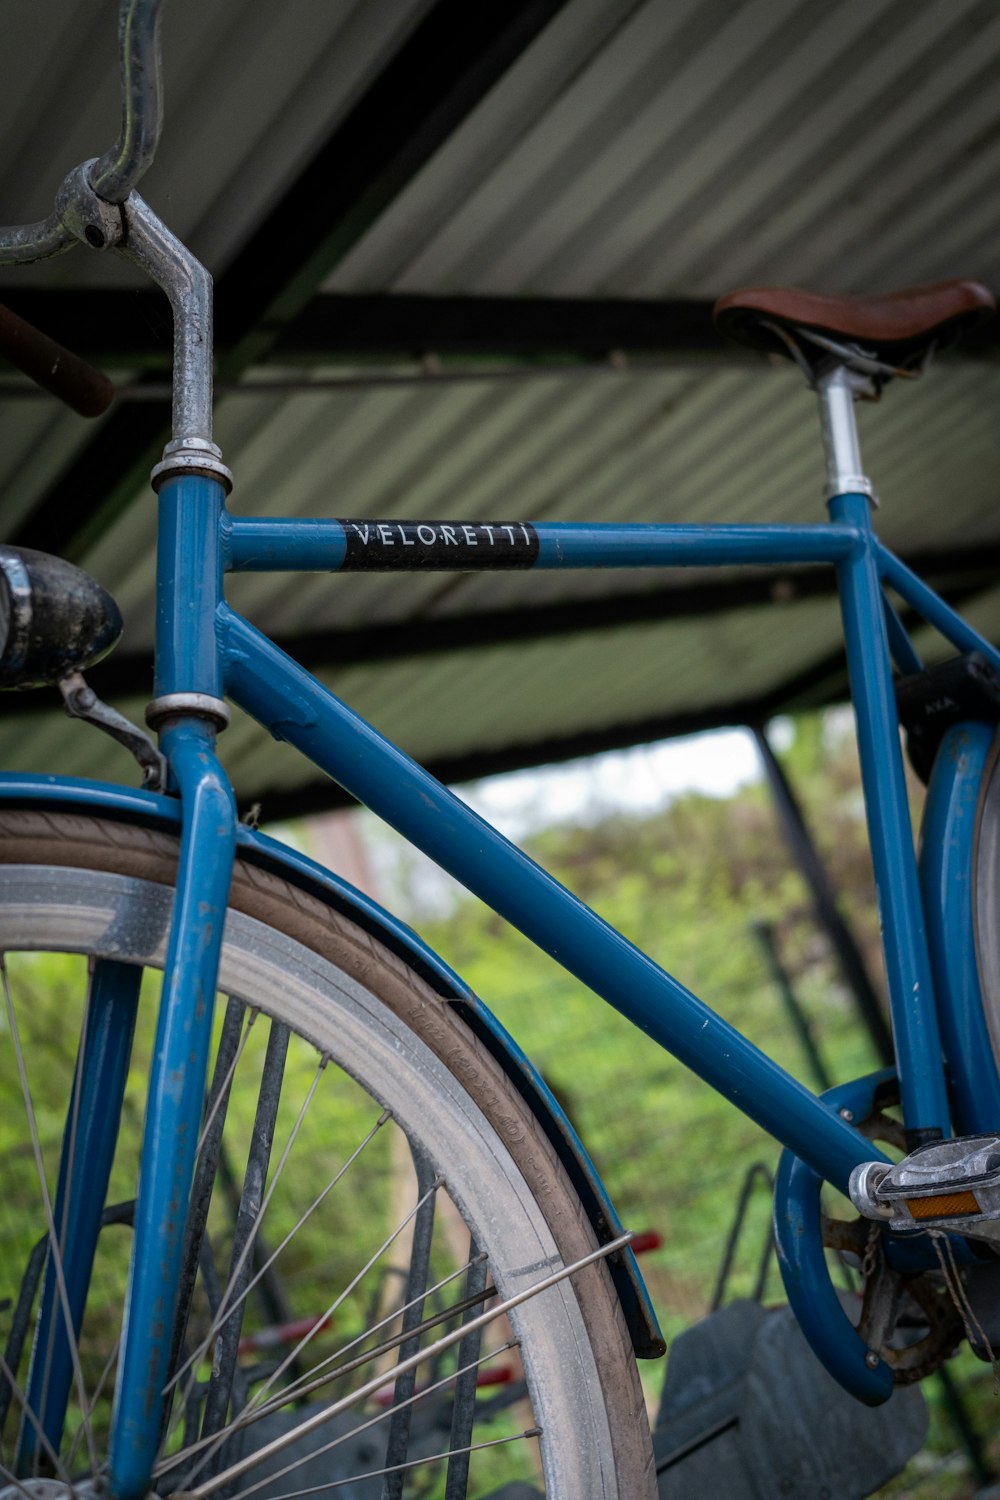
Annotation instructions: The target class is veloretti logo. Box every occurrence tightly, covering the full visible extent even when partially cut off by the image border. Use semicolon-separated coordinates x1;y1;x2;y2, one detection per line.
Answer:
338;520;539;569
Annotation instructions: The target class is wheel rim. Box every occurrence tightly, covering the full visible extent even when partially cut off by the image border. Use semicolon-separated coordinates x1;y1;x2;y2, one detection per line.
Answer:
0;863;621;1498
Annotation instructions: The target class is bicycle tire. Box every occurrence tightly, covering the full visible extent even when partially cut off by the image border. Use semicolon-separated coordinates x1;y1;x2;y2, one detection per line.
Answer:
0;808;654;1499
975;732;1000;1070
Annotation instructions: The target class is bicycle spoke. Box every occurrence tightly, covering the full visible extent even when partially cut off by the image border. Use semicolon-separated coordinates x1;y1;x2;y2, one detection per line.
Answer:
153;1254;491;1481
199;1020;291;1452
445;1236;488;1500
0;1352;72;1490
177;1174;445;1491
43;969;92;1425
196;1007;259;1157
0;1458;45;1500
244;1174;443;1417
244;1254;490;1421
159;998;253;1450
0;1237;48;1442
227;1342;520;1500
164;1047;334;1414
242;1427;542;1500
220;1106;392;1390
63;1338;119;1473
0;958;97;1475
182;1230;632;1500
380;1143;437;1500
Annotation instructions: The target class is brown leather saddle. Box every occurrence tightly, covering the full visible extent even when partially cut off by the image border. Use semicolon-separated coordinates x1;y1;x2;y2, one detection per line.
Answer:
714;279;995;371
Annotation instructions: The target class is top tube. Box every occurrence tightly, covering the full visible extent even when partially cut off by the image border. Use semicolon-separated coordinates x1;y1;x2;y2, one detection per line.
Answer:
225;517;862;573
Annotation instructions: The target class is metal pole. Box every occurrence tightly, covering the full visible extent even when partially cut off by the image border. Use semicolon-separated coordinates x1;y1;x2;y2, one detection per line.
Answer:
751;723;894;1065
751;920;832;1091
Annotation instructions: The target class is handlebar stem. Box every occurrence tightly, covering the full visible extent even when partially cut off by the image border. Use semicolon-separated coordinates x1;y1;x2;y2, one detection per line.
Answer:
119;193;223;461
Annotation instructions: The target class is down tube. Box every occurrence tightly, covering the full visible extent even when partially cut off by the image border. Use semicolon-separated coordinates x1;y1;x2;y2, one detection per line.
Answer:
221;610;877;1194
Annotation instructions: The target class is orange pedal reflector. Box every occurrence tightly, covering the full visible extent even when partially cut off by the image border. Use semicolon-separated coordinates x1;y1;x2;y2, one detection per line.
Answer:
906;1190;981;1219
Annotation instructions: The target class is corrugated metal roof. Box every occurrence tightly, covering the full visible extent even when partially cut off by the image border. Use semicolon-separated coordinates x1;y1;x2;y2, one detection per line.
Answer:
0;0;999;809
326;0;1000;297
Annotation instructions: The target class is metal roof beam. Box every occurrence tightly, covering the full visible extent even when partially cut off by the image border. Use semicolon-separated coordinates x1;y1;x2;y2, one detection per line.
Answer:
232;632;870;820
0;291;733;367
5;290;1000;369
10;539;989;709
236;695;788;823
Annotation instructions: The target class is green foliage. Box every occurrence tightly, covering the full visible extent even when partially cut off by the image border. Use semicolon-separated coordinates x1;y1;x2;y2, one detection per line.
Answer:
407;716;997;1493
1;715;994;1493
417;721;879;1328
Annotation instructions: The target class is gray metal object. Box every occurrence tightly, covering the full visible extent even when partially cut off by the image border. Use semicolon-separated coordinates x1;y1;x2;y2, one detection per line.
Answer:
118;193;218;447
0;0;164;264
851;1134;1000;1242
54;161;126;254
199;1020;291;1454
850;1161;895;1220
380;1145;439;1500
146;692;231;731
59;671;167;790
816;364;878;504
151;437;234;491
89;0;166;204
654;1300;927;1499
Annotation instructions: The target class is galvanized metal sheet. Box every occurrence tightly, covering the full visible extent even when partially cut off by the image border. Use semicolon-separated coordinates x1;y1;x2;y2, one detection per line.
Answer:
0;0;998;795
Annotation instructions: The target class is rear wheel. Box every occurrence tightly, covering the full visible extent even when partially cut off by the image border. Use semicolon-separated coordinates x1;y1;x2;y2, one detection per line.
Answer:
975;732;1000;1065
0;809;653;1499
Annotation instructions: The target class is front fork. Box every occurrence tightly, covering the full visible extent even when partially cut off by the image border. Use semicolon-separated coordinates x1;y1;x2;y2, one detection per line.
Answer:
108;718;236;1500
16;715;235;1496
108;464;237;1500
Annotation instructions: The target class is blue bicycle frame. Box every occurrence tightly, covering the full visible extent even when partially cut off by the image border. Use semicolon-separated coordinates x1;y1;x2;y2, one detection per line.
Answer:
3;13;998;1492
10;465;996;1495
5;211;997;1500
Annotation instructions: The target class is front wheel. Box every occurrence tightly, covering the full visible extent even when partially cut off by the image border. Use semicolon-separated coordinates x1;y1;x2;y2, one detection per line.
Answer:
0;809;654;1499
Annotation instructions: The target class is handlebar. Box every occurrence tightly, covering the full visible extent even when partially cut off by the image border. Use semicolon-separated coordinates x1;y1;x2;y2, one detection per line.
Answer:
0;302;114;416
0;0;165;266
0;0;219;450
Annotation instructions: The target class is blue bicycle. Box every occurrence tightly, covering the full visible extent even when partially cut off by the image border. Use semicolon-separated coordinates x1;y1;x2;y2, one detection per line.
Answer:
1;4;999;1497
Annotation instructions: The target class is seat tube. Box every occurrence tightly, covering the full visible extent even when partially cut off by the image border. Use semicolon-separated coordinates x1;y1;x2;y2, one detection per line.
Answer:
820;366;950;1144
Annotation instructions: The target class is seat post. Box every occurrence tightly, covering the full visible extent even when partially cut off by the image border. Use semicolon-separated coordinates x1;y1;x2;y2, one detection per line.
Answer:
816;363;877;506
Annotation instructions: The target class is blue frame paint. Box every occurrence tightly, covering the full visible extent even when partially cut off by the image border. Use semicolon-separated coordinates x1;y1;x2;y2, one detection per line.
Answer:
225;515;861;572
17;959;142;1471
220;601;882;1196
110;473;239;1499
919;721;1000;1134
831;493;950;1141
10;489;1000;1487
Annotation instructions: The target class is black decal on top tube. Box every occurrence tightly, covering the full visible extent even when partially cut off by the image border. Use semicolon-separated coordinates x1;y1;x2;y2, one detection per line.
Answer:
338;520;540;570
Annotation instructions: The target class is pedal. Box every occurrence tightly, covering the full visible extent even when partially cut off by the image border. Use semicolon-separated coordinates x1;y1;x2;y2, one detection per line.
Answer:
851;1136;1000;1244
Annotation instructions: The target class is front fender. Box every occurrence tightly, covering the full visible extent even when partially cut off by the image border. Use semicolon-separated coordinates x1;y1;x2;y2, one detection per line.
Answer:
0;772;664;1359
